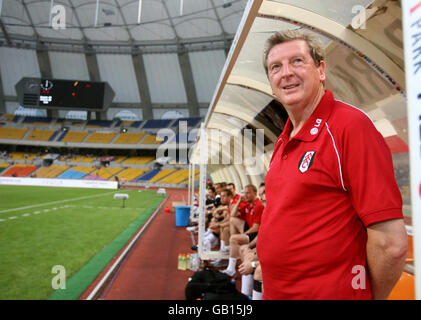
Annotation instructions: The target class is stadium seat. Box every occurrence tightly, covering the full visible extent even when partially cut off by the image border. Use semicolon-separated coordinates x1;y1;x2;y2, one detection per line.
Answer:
140;134;164;144
117;168;150;181
85;120;114;128
22;116;52;125
0;127;28;140
25;129;55;141
113;156;127;163
142;119;172;129
35;165;70;178
147;168;176;183
122;156;154;165
157;169;191;184
58;169;88;179
2;164;38;177
86;132;117;144
170;117;202;128
129;121;143;128
0;163;10;174
113;133;145;144
59;131;89;143
135;168;161;181
68;155;95;162
9;152;37;160
89;167;124;180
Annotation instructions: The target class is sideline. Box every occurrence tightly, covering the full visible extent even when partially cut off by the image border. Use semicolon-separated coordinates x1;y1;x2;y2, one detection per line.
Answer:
0;191;116;214
85;194;169;300
47;194;166;300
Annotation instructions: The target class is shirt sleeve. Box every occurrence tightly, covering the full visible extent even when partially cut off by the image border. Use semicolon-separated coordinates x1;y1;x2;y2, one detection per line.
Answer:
340;110;403;227
253;202;265;225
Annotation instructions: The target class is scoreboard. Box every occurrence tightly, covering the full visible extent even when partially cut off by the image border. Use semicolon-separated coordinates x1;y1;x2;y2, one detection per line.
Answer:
15;77;115;111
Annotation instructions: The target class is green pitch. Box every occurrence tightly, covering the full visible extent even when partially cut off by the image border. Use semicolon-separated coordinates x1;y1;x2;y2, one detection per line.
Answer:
0;185;164;300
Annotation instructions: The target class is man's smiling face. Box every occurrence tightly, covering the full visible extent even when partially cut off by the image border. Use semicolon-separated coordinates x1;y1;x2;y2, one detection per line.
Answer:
267;39;326;111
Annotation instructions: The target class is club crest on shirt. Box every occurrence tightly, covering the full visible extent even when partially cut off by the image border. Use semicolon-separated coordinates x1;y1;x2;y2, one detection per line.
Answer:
298;151;316;173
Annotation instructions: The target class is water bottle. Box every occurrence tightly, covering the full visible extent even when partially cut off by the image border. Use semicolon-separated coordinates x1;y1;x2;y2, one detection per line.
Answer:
185;254;189;270
188;253;193;271
192;253;199;271
181;254;186;271
177;254;182;270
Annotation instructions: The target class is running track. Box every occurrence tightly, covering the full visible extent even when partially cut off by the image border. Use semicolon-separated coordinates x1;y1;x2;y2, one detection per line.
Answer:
80;187;195;300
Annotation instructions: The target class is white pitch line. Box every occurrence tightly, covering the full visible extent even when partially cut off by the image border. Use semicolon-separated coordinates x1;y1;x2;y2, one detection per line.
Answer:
0;191;116;214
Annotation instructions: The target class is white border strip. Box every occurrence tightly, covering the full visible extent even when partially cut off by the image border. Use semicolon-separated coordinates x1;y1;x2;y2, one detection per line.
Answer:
85;194;168;300
0;177;117;189
402;0;421;300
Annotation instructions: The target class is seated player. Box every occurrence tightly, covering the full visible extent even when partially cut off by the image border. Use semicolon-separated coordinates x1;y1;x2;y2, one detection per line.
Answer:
222;184;264;277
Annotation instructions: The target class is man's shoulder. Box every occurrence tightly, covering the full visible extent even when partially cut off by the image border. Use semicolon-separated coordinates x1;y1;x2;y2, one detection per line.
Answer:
329;99;375;132
253;198;265;210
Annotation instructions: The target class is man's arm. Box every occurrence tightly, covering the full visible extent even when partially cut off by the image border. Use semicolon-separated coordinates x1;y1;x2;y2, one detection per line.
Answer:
244;223;259;235
229;199;242;217
366;218;408;300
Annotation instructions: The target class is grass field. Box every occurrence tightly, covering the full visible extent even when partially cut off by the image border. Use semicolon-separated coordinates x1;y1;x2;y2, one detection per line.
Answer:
0;185;164;300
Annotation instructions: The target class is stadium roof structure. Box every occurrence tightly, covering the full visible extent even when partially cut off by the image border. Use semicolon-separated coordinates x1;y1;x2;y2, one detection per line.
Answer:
0;0;248;54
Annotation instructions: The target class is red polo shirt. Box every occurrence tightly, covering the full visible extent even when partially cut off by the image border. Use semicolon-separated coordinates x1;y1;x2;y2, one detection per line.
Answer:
257;90;403;300
239;198;264;228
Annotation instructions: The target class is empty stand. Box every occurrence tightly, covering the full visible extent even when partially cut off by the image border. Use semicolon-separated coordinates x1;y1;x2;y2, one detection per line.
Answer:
0;163;10;175
117;168;149;181
86;132;117;144
170;117;202;128
71;166;95;174
89;167;124;180
35;165;70;178
0;127;28;140
122;156;154;165
148;168;176;183
22;116;52;125
9;152;37;160
135;168;161;181
58;131;88;143
2;164;38;177
157;169;191;184
85;120;114;128
113;156;127;163
142;119;172;129
113;133;145;144
58;167;95;179
140;134;163;144
129;121;143;128
25;129;55;141
68;155;95;162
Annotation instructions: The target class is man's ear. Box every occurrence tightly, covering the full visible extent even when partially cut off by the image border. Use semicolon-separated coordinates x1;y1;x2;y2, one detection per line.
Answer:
318;60;326;82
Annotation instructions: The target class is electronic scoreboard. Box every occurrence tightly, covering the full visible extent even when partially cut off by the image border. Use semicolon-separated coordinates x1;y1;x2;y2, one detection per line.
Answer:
15;77;115;111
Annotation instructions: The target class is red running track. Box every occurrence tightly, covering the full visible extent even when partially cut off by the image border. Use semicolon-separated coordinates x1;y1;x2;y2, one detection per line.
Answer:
80;187;195;300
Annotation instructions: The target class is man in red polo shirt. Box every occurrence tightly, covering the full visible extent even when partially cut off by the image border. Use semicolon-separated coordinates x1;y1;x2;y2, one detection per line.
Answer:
222;184;264;277
257;29;408;300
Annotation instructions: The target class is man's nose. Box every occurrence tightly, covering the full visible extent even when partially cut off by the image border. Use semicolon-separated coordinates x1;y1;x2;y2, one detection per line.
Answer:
281;62;293;77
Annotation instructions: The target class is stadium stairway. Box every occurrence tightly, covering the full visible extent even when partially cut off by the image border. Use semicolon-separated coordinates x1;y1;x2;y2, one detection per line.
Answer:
135;168;161;182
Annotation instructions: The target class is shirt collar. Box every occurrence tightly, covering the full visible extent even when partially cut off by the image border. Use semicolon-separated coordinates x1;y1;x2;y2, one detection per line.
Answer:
280;89;335;143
